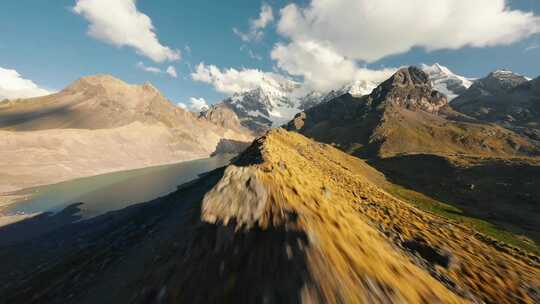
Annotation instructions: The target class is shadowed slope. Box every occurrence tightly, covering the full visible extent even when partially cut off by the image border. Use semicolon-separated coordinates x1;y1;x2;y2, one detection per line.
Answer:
133;129;540;303
2;129;539;303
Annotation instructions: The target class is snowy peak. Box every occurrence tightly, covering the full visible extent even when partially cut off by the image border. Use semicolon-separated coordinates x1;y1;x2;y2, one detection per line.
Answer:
421;63;473;101
486;70;529;87
220;78;381;134
467;69;529;95
223;85;298;134
340;79;377;97
421;63;452;75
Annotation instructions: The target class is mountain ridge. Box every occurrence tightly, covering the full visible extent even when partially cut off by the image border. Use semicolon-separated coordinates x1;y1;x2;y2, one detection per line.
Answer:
0;75;253;192
3;129;538;303
451;70;540;134
287;66;539;158
213;78;379;134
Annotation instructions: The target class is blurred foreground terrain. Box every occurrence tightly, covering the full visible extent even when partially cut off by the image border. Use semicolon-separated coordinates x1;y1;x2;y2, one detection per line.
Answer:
1;129;538;303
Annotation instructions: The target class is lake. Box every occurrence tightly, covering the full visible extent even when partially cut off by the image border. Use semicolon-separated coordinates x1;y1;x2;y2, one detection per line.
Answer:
0;154;235;221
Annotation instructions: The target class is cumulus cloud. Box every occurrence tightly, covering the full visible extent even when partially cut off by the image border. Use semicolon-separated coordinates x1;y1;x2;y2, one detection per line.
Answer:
187;97;209;112
277;0;540;63
191;63;292;94
233;3;274;42
136;61;161;74
271;41;395;91
176;102;188;110
136;62;178;78
166;66;178;78
0;67;51;100
74;0;180;63
197;0;540;95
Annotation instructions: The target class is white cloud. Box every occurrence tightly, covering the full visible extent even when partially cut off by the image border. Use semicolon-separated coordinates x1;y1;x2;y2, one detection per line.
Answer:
136;61;161;74
73;0;180;63
0;67;51;100
187;97;209;112
191;63;292;94
166;66;178;78
277;0;540;63
233;3;274;42
271;41;395;91
525;44;540;52
177;98;208;112
136;62;178;78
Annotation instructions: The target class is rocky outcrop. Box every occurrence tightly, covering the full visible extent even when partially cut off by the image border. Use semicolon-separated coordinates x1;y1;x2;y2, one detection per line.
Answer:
201;165;267;228
199;103;253;135
370;66;448;114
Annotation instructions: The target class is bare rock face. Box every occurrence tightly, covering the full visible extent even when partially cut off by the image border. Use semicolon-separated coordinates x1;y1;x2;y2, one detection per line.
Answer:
199;103;253;136
370;66;448;113
286;112;306;131
201;165;267;229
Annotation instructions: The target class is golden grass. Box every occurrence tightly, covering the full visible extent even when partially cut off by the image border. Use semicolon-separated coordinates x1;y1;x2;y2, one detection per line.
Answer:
239;128;540;303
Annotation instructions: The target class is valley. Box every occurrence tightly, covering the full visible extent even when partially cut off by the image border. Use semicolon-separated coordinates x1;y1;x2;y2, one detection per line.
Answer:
1;129;538;303
1;65;539;303
3;1;540;303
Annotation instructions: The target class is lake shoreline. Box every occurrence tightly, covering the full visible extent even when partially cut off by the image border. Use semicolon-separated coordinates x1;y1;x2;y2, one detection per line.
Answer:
0;154;236;228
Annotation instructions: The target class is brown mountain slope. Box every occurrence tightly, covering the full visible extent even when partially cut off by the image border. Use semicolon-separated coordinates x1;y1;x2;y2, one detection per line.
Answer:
370;154;540;252
4;129;538;303
0;75;253;192
287;67;539;158
0;75;245;132
285;67;540;257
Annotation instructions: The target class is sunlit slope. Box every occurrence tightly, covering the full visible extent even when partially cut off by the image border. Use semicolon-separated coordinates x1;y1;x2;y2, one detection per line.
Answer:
0;75;253;192
139;129;539;303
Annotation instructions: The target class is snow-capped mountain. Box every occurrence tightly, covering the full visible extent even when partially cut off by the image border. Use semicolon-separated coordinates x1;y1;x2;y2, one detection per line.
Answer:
217;79;378;134
451;70;538;132
480;70;530;92
209;64;471;134
421;63;473;101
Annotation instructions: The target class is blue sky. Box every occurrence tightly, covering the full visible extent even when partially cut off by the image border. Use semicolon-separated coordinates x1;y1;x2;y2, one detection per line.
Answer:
1;0;539;108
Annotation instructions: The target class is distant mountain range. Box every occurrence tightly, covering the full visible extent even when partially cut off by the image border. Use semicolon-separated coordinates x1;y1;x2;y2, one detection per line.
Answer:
0;75;253;192
204;77;378;134
1;65;536;193
2;66;540;304
286;66;539;158
452;70;540;138
205;63;474;134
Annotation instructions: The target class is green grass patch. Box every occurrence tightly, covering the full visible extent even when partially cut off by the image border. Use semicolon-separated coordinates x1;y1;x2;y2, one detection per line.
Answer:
387;185;540;256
